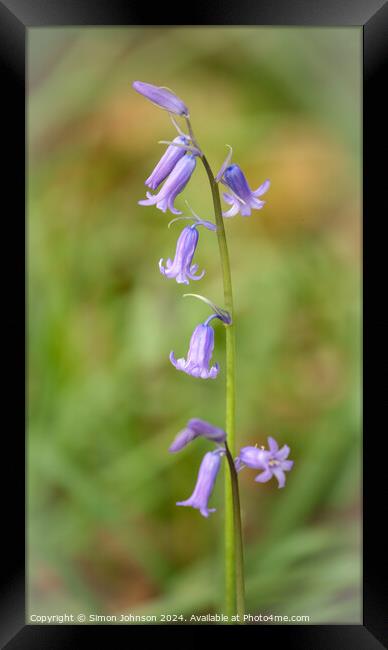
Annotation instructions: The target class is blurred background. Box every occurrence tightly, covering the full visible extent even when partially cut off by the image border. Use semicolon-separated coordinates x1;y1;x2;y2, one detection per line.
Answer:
28;27;361;624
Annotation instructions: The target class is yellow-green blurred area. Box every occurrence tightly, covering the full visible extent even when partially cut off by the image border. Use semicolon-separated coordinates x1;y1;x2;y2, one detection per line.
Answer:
28;27;361;623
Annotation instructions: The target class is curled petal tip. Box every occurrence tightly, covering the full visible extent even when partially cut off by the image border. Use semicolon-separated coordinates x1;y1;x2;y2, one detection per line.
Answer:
254;179;271;197
209;364;220;379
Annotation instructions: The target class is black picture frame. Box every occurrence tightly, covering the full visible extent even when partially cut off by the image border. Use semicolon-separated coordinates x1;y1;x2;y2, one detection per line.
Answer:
1;0;386;647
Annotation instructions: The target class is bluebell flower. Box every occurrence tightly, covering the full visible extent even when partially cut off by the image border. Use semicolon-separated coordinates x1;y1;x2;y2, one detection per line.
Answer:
170;318;219;379
159;224;205;285
176;450;222;517
237;436;294;488
169;418;226;452
139;153;197;215
145;136;191;191
219;163;270;218
132;81;189;116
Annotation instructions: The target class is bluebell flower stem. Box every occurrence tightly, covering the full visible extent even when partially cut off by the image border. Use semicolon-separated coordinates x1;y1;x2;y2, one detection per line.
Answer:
225;442;245;621
200;151;245;623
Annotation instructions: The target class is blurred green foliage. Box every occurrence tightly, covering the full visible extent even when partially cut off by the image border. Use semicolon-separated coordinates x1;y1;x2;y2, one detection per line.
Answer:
28;27;361;623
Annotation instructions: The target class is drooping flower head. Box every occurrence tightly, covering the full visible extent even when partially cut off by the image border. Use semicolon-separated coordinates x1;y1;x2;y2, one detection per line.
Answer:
159;225;203;285
236;436;294;488
145;136;191;191
169;418;226;452
170;316;220;379
139;153;197;215
132;81;189;116
176;450;222;517
216;153;270;218
159;219;215;285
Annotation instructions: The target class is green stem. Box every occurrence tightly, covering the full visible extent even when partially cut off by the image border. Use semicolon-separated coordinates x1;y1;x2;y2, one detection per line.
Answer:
200;151;245;622
184;116;245;619
225;442;245;621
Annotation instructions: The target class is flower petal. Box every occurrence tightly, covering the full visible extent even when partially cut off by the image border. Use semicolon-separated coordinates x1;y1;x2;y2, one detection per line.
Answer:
208;363;219;379
238;446;270;469
253;179;270;197
188;268;205;281
167;195;182;215
254;469;273;483
187;418;226;443
239;202;252;217
169;427;197;452
222;192;235;205
222;196;240;218
250;198;266;210
276;444;290;461
200;507;216;518
273;468;286;488
169;351;179;368
268;437;279;453
159;258;166;275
